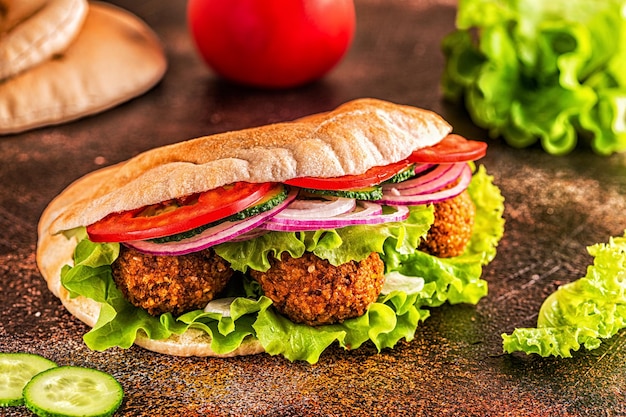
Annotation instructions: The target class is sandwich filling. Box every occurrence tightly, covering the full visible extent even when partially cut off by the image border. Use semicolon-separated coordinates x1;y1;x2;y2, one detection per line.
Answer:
45;100;505;363
60;162;503;362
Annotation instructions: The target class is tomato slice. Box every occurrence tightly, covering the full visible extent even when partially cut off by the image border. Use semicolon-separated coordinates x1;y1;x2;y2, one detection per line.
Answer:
284;160;412;190
87;182;275;242
408;134;487;163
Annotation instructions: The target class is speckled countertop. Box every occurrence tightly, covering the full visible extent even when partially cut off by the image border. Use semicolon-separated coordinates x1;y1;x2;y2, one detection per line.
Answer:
2;1;626;416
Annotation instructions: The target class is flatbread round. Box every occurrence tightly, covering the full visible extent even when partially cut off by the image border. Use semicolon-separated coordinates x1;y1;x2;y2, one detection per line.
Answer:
0;0;88;80
36;98;451;357
0;1;167;135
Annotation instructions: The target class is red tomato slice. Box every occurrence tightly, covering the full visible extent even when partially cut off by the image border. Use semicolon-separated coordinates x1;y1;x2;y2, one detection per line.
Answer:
87;182;275;242
408;134;487;163
284;160;412;190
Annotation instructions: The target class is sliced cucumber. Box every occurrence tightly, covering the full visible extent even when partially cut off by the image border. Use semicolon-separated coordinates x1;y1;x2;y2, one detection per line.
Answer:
229;183;289;221
384;164;416;184
0;353;57;406
300;185;383;201
151;184;289;243
23;366;123;417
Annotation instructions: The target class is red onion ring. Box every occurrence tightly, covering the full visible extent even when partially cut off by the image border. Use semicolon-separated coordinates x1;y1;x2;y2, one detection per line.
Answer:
277;195;356;219
259;201;409;232
412;163;434;175
384;163;454;191
340;201;383;218
384;163;466;195
377;163;472;206
227;228;270;243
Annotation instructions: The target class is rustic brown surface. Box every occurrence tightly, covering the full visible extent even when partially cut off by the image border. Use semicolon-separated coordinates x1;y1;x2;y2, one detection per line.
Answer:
2;1;626;416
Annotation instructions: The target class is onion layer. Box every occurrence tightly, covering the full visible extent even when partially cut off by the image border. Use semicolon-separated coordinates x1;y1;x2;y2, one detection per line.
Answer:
377;163;472;205
276;195;356;219
384;163;460;192
259;201;409;232
412;163;434;176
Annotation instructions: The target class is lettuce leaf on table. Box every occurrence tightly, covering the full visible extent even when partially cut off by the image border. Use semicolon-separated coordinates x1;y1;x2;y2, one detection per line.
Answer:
61;166;504;363
502;232;626;357
442;0;626;155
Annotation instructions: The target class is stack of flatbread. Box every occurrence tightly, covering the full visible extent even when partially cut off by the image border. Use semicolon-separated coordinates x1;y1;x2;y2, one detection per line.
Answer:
0;0;167;134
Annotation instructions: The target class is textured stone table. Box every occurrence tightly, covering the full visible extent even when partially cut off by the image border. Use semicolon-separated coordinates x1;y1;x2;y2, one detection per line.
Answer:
2;1;626;415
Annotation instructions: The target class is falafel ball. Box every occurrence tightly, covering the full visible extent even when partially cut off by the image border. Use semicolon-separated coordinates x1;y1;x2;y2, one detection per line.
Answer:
419;189;475;258
249;251;385;326
111;246;234;316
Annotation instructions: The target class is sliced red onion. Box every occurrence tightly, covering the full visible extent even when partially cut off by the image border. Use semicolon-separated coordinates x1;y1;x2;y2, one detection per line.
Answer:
125;189;298;256
377;163;472;206
277;195;356;219
339;201;383;218
384;162;467;195
412;163;434;175
259;201;409;232
227;228;270;243
384;163;454;191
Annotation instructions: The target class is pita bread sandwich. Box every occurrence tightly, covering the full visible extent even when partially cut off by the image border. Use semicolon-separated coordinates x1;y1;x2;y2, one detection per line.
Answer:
0;1;166;135
37;98;505;363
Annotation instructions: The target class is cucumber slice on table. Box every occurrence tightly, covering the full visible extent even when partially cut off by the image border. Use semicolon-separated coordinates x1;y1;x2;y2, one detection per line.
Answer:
23;366;123;417
0;352;57;406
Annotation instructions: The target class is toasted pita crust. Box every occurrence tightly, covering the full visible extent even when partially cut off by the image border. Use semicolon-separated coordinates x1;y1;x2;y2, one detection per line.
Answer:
0;2;166;134
0;0;88;80
48;98;451;234
37;98;451;357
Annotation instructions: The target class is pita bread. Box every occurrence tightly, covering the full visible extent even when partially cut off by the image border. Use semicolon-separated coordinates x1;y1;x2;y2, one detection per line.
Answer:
0;2;167;135
36;98;451;357
47;98;451;234
36;165;264;357
0;0;88;80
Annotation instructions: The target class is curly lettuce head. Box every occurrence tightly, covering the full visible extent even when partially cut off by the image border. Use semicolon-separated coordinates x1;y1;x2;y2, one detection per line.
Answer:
442;0;626;155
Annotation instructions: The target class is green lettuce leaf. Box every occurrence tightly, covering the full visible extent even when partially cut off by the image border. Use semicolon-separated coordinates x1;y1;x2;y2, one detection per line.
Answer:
442;0;626;155
60;166;504;363
502;232;626;357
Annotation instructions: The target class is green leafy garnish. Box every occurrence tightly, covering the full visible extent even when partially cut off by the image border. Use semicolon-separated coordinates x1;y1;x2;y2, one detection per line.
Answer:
502;232;626;357
442;0;626;155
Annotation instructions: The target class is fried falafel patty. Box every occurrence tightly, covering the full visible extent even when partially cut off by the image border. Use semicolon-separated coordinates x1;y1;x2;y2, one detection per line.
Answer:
419;189;475;258
250;251;385;326
111;246;234;316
